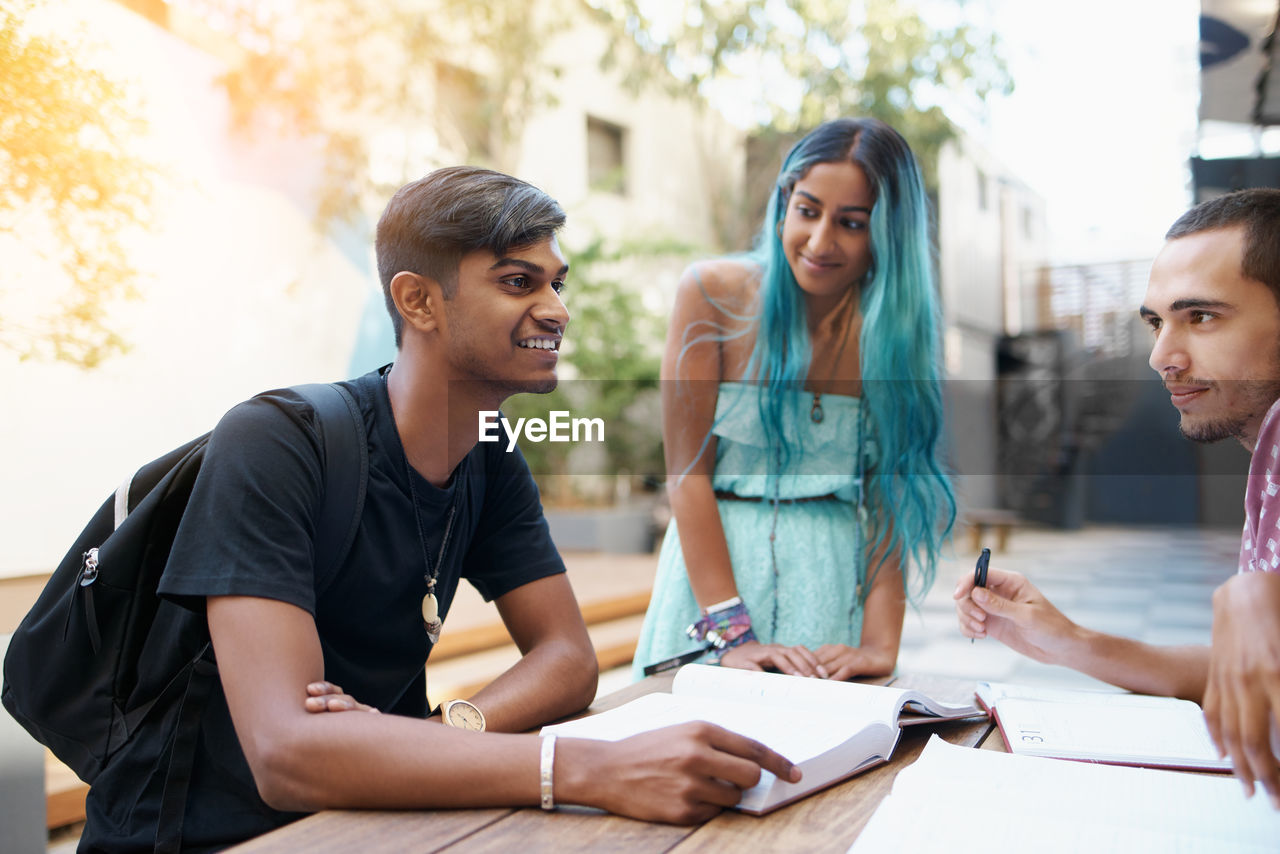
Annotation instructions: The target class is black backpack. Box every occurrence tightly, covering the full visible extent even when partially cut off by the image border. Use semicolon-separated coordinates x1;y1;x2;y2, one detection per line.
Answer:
1;382;368;852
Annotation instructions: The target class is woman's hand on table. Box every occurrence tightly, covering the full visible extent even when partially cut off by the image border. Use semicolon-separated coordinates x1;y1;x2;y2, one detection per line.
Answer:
719;641;828;678
812;644;896;681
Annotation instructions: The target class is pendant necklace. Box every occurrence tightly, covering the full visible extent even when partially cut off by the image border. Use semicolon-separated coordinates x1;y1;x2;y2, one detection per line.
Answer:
810;295;855;424
386;368;456;645
406;467;455;645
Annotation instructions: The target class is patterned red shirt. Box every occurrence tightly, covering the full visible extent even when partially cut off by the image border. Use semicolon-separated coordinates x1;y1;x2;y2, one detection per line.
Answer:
1240;396;1280;574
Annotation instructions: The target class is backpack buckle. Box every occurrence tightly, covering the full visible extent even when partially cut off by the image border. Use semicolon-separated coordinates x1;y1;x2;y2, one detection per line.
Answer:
79;548;99;586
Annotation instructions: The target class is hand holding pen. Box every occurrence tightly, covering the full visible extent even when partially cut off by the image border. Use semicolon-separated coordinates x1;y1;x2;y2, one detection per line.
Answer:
971;548;990;645
954;553;1080;664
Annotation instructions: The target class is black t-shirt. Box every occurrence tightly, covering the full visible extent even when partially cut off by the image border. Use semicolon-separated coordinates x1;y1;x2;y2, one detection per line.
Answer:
79;367;565;853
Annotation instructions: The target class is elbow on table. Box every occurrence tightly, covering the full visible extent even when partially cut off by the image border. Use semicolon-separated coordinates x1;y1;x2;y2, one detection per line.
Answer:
243;730;333;813
562;639;599;714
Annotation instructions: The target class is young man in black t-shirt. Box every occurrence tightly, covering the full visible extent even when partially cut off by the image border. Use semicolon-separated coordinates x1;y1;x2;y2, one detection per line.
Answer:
80;167;798;852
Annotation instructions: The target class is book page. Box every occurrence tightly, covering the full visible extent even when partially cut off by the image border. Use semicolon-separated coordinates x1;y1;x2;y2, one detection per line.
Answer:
540;692;895;813
978;680;1195;709
996;697;1226;766
672;664;979;725
978;682;1229;769
541;692;855;762
850;736;1280;853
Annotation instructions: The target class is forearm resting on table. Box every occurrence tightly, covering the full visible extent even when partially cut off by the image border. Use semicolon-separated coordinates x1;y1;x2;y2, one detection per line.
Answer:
210;593;584;814
244;711;699;817
244;711;557;811
465;635;597;732
466;573;598;731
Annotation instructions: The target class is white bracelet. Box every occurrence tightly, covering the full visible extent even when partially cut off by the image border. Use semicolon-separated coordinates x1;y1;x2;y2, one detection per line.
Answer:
539;734;557;811
703;595;742;615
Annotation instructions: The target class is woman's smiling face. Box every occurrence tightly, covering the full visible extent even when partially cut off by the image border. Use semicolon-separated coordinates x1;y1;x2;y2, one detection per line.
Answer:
781;160;875;304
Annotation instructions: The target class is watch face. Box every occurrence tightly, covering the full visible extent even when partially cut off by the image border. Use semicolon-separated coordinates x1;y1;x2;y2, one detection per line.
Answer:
445;700;485;731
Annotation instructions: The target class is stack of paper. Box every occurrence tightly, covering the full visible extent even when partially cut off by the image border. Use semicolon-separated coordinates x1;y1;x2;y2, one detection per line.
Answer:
850;736;1280;854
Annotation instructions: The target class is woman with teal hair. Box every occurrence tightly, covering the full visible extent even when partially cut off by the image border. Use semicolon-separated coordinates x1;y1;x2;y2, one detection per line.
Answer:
633;117;955;680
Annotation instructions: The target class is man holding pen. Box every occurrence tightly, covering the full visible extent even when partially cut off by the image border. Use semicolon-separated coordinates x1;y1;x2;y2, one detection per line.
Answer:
954;188;1280;807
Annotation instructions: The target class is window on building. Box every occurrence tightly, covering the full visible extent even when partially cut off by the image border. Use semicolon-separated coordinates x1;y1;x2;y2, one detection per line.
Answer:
436;63;491;159
587;116;627;195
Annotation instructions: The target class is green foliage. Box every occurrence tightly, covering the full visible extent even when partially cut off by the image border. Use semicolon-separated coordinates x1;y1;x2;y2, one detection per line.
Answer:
585;0;1012;190
0;0;157;366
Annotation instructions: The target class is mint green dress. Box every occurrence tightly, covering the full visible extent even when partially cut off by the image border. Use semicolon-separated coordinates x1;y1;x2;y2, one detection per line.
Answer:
632;382;876;679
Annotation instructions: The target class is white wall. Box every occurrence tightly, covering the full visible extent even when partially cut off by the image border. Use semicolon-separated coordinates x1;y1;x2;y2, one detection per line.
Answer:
0;1;368;576
1;2;749;576
518;20;745;258
936;132;1049;511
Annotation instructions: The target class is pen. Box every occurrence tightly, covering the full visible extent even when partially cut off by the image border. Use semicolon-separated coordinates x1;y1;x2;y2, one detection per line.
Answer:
972;547;990;645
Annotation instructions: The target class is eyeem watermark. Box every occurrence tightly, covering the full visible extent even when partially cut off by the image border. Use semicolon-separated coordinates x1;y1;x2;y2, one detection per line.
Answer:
479;411;605;453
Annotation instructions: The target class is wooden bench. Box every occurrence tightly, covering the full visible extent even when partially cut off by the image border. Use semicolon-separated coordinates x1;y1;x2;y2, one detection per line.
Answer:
425;590;652;704
45;752;88;831
962;508;1019;553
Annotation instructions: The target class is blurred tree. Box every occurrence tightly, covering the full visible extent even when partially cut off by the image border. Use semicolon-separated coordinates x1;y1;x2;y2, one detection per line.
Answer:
0;0;156;366
194;0;571;229
203;0;683;503
585;0;1012;247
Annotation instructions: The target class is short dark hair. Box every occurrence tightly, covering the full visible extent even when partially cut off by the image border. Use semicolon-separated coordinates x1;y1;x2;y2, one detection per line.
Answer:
375;167;566;345
1165;188;1280;305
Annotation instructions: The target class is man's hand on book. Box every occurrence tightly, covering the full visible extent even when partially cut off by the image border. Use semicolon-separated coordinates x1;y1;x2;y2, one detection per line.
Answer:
953;567;1080;664
555;721;801;824
1205;571;1280;810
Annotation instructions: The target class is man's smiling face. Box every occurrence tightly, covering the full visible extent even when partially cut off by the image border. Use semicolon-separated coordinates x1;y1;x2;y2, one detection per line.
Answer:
440;235;570;400
1141;225;1280;451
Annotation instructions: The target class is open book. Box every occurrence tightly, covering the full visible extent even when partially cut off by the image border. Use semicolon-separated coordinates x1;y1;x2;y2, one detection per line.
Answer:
540;664;982;814
851;736;1279;854
976;681;1232;771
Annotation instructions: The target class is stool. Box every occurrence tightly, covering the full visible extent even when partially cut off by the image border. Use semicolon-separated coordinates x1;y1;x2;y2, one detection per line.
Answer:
963;509;1019;553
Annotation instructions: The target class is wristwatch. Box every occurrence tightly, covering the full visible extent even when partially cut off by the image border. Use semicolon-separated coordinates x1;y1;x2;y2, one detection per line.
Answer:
441;698;486;731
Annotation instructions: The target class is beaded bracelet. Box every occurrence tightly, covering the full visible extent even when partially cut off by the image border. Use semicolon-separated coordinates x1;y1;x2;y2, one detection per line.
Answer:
685;597;757;662
539;734;556;810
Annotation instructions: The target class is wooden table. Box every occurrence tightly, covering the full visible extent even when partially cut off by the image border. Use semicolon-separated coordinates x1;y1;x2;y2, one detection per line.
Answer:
228;672;992;854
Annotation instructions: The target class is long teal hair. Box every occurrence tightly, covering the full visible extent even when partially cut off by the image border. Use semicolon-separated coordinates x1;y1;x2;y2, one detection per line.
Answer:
744;117;955;603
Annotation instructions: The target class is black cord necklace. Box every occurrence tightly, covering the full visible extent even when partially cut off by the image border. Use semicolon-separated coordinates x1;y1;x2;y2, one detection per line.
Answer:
384;368;456;645
810;290;856;424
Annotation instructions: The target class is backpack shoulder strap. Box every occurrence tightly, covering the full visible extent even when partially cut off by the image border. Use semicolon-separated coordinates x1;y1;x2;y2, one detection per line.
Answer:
293;382;369;594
